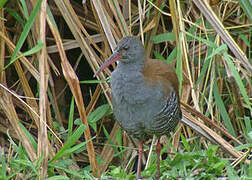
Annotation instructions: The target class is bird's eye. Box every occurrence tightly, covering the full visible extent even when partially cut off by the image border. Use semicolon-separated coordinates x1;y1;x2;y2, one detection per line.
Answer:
122;46;129;50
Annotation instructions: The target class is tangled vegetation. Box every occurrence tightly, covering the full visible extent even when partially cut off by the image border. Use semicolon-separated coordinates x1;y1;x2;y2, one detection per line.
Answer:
0;0;251;179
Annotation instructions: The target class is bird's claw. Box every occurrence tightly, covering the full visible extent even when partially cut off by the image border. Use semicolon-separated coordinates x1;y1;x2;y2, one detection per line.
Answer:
155;173;160;180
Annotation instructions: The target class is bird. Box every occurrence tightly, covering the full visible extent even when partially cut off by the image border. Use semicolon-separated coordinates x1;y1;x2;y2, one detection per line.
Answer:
95;36;181;179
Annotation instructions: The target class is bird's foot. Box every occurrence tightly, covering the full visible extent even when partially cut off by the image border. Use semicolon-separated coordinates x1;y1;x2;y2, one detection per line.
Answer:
155;172;160;180
136;175;148;180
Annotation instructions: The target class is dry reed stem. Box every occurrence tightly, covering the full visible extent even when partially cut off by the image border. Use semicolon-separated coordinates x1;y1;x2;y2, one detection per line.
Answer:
0;86;37;161
46;8;100;176
181;111;250;165
38;0;49;178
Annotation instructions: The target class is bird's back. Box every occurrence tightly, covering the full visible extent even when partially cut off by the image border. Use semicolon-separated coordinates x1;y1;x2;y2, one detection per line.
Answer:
142;59;181;137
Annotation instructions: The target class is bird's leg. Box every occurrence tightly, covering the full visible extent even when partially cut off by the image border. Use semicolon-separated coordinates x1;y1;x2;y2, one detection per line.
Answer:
136;141;143;179
155;138;161;179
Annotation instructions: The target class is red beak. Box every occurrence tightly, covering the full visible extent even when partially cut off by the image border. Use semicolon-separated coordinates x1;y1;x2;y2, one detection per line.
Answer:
94;51;121;77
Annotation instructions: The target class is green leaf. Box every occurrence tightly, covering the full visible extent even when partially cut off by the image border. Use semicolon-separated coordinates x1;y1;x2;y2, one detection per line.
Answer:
18;122;37;150
115;128;123;159
88;104;112;131
187;18;202;41
185;32;217;48
213;83;236;137
226;165;239;180
238;0;252;22
46;175;69;180
19;0;29;19
239;34;251;47
234;143;252;151
6;8;25;26
46;5;58;29
63;137;94;155
13;159;38;176
0;153;7;180
112;0;128;35
245;116;252;134
206;44;228;60
3;40;44;71
68;97;75;137
181;134;190;152
153;51;166;61
0;0;8;9
176;33;183;96
48;164;84;178
223;52;252;111
151;32;176;43
248;158;252;177
195;51;212;87
248;131;252;142
50;124;86;163
196;44;228;87
3;0;43;71
166;47;177;64
207;145;218;157
80;77;110;84
103;126;119;154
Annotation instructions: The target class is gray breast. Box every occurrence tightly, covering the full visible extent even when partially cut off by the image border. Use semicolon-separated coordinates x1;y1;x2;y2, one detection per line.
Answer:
110;70;180;140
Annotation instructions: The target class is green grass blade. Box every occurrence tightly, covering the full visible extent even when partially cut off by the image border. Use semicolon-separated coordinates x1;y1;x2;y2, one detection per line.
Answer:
63;137;95;155
18;122;37;150
151;32;176;43
0;0;8;9
244;116;252;133
234;143;252;151
153;50;166;61
185;31;217;48
102;125;119;154
88;104;112;131
13;159;38;176
6;8;25;26
115;128;123;159
248;160;252;177
48;164;84;178
181;134;190;152
166;47;177;64
196;44;228;86
195;52;212;87
248;131;252;142
2;40;44;71
238;0;252;21
67;96;75;138
50;124;86;163
226;165;239;180
80;77;110;84
0;152;7;180
223;52;252;111
46;175;70;180
112;0;128;35
19;0;29;19
4;0;42;70
176;33;183;96
213;83;236;137
239;34;251;47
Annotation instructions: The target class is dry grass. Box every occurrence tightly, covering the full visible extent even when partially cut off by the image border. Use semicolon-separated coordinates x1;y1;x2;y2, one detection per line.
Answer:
0;0;251;179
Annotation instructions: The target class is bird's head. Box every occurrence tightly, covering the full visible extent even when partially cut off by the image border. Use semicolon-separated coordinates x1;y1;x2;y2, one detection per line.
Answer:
94;36;144;76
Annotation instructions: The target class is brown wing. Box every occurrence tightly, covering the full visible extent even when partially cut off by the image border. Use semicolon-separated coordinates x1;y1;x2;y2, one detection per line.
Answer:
142;58;179;98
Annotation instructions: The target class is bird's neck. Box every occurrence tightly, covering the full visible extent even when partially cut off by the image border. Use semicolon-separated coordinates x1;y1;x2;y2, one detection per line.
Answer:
117;60;144;73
